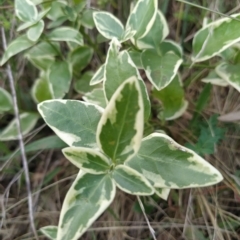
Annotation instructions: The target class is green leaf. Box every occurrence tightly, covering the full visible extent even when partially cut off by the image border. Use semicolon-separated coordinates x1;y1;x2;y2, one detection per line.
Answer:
48;61;72;99
81;9;95;29
0;87;13;113
47;27;83;45
31;76;53;103
40;225;57;240
126;0;158;40
136;10;169;49
201;70;228;87
0;35;35;66
153;74;188;120
126;133;223;189
63;147;111;174
27;20;44;42
57;172;116;240
69;46;93;73
129;51;143;69
192;13;240;62
154;187;170;200
90;64;105;85
93;12;125;40
141;49;182;90
74;71;98;94
159;40;183;58
38;100;103;147
0;113;39;141
47;1;67;21
15;0;38;22
112;165;154;195
215;62;240;92
97;76;143;164
83;88;107;108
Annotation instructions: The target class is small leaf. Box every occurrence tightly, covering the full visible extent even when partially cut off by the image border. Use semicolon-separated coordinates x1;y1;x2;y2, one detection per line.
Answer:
47;27;83;45
83;88;107;108
112;165;154;195
0;87;13;113
159;40;183;58
40;225;57;240
141;49;182;90
93;12;125;40
69;46;93;73
201;70;229;87
48;61;72;99
90;64;105;85
38;100;103;147
153;74;188;120
192;13;240;62
81;9;95;29
129;50;143;69
63;147;111;174
31;76;53;103
97;76;144;164
57;171;116;240
0;113;39;141
154;188;170;200
15;0;38;22
0;35;35;66
216;62;240;92
136;10;169;49
27;20;44;42
126;0;158;40
126;133;223;189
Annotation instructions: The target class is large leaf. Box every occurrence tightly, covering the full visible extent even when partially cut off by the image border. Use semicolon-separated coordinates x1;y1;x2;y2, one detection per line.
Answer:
62;147;111;174
38;100;103;147
0;87;13;113
47;27;83;45
126;133;223;189
126;0;158;40
136;10;169;49
141;49;182;90
112;165;154;195
93;12;125;40
57;171;116;240
0;113;39;141
27;20;44;42
48;61;72;99
0;35;35;66
153;74;188;120
15;0;38;22
82;88;107;108
40;225;57;240
97;76;143;164
192;13;240;62
31;76;53;103
104;39;150;120
215;62;240;92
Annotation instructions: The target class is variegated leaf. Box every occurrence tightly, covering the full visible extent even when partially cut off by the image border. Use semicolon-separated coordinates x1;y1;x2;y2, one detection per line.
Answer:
104;39;150;120
201;70;228;87
159;40;183;58
136;10;169;49
38;100;103;147
48;61;72;99
47;27;83;45
15;0;38;22
74;72;98;94
126;133;223;189
40;225;57;240
82;88;107;108
112;165;154;195
93;12;125;40
57;171;116;240
141;49;182;90
154;188;170;201
0;35;35;66
0;87;13;113
90;64;105;86
216;62;240;92
97;76;144;164
0;112;39;141
153;74;188;120
62;147;111;174
192;13;240;62
126;0;158;40
27;20;44;42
